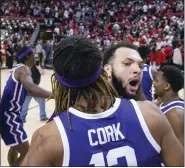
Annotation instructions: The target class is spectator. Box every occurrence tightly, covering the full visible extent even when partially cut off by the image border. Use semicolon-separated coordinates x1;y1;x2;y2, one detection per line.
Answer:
6;41;14;69
173;43;183;69
42;40;52;67
35;40;43;67
157;46;167;68
0;0;184;69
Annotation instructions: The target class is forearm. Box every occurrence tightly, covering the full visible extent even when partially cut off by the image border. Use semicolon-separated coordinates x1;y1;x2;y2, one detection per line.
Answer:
28;85;52;99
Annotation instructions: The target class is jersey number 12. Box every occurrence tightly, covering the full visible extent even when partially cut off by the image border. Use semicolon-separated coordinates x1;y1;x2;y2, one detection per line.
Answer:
89;146;137;166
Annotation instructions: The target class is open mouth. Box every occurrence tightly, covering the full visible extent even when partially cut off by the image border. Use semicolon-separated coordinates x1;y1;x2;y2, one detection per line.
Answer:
128;78;140;91
129;79;139;87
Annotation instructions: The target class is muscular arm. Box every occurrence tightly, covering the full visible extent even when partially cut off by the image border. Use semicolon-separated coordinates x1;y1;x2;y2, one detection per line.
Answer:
15;66;51;99
138;101;184;166
21;121;63;166
165;108;184;146
160;112;184;166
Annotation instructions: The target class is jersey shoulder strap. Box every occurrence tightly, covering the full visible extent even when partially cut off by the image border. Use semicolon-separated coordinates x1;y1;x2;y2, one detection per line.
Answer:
160;101;184;114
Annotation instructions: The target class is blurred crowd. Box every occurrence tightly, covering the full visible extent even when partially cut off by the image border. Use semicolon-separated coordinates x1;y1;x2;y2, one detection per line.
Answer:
0;0;184;69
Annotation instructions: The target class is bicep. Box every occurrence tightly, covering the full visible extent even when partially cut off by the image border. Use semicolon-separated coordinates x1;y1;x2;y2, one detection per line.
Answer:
19;68;35;92
20;75;35;91
160;115;184;166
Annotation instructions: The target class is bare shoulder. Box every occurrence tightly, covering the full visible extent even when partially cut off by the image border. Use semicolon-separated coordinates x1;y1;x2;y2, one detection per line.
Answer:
14;65;31;80
166;108;184;119
165;108;184;131
33;120;58;137
21;121;63;166
138;100;164;118
32;120;63;156
136;100;169;145
18;65;31;75
137;100;166;129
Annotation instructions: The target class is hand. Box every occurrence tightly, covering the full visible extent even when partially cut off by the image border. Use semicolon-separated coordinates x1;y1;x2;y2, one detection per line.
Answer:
47;93;54;100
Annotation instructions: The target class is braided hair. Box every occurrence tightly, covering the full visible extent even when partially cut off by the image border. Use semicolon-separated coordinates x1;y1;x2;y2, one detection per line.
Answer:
51;37;118;129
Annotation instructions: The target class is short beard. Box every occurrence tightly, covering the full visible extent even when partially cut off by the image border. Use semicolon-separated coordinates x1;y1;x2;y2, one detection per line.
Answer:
112;71;138;100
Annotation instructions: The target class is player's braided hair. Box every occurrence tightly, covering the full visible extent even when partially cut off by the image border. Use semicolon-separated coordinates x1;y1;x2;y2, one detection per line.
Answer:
51;37;118;129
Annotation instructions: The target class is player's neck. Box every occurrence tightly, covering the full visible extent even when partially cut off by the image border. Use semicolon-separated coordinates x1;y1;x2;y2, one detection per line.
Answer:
161;92;179;106
74;96;113;114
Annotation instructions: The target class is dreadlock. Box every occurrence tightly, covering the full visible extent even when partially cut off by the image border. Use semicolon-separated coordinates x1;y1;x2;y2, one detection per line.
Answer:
52;37;118;129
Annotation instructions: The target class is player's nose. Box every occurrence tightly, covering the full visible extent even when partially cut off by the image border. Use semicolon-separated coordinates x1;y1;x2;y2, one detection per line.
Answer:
132;63;141;75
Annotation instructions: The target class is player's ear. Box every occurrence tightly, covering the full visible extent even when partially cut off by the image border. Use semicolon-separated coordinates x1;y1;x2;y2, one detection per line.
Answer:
103;64;112;79
164;83;171;91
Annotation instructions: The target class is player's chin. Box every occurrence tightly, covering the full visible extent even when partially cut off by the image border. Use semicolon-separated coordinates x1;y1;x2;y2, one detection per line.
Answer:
127;90;137;97
126;88;138;99
127;85;139;94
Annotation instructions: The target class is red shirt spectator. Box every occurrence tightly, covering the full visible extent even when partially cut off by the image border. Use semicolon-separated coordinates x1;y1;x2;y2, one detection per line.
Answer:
165;46;173;58
139;38;146;45
2;44;7;57
150;51;157;66
157;49;166;65
128;36;135;43
73;28;78;35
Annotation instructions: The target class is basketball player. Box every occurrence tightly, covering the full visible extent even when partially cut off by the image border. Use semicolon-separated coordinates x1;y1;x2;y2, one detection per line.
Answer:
153;65;184;146
103;42;146;100
47;42;146;122
138;45;157;101
21;37;183;166
20;56;48;122
0;45;52;166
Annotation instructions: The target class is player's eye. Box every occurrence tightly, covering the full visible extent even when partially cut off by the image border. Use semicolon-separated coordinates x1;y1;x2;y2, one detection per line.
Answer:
123;62;131;66
139;64;144;69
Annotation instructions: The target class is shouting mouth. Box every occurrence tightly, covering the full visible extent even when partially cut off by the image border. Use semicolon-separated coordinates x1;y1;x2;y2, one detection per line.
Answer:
128;78;140;92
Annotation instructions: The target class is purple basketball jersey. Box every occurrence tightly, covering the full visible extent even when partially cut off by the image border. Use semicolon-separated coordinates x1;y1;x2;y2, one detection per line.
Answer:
1;64;28;146
160;100;184;114
1;64;27;113
54;98;163;166
142;64;153;101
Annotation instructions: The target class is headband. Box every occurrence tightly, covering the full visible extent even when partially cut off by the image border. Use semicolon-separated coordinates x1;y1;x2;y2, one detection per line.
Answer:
18;47;33;60
55;66;102;88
